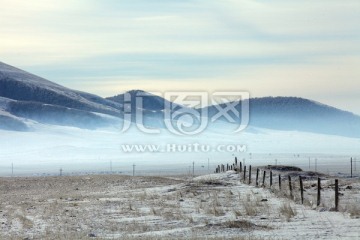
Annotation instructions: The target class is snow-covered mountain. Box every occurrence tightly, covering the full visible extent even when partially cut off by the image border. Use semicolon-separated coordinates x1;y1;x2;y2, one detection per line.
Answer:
106;91;360;138
106;90;188;129
202;97;360;138
0;62;122;130
107;90;172;112
1;61;360;138
107;90;167;125
0;62;121;114
1;62;360;176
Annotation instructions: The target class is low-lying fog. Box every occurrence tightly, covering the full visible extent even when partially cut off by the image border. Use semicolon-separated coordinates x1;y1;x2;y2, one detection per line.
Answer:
1;123;359;177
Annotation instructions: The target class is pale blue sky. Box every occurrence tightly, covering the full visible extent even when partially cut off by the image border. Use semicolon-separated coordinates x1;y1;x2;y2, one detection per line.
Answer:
1;0;360;114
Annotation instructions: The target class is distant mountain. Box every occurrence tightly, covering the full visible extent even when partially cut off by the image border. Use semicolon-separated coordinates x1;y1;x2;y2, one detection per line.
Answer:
0;62;122;130
107;90;172;112
108;91;360;137
0;62;121;114
107;90;186;129
1;61;360;137
203;97;360;138
0;108;29;131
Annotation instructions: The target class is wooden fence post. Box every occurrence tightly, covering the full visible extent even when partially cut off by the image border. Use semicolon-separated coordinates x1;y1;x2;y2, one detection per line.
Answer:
239;162;243;173
262;171;266;187
317;177;321;206
335;179;339;211
279;174;281;190
256;168;259;186
243;166;247;182
288;175;293;198
299;176;304;204
270;171;273;187
248;165;252;184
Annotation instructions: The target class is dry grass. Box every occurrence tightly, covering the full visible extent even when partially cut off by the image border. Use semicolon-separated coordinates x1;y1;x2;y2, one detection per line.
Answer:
2;172;356;239
279;202;297;221
1;174;267;239
343;200;360;218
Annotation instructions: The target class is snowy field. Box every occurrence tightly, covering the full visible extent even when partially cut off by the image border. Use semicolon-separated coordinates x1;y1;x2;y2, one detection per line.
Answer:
1;123;359;239
0;124;359;177
0;171;359;239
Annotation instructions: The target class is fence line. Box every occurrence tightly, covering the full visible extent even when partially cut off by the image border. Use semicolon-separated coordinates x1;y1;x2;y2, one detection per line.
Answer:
214;158;346;212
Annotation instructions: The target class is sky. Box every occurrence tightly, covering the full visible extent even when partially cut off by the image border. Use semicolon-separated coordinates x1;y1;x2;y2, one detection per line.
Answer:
1;0;360;114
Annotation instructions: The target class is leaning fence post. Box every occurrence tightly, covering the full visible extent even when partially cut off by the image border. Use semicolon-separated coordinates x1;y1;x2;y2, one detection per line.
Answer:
335;179;339;211
243;166;247;182
279;174;281;190
299;176;304;204
256;168;259;186
288;175;293;198
262;171;266;187
248;165;252;184
317;177;321;206
270;171;273;187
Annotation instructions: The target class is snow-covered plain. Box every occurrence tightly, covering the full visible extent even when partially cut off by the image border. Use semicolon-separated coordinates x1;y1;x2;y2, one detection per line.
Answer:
0;172;359;239
0;123;359;177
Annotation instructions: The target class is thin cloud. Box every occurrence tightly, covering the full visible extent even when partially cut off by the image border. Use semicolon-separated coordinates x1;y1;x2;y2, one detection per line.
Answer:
0;0;359;114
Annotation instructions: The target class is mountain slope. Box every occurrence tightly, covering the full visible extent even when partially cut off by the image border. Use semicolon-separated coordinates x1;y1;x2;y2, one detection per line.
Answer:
107;91;360;137
1;60;360;137
204;97;360;138
107;90;187;128
0;62;121;115
0;62;122;130
107;90;172;111
0;109;29;131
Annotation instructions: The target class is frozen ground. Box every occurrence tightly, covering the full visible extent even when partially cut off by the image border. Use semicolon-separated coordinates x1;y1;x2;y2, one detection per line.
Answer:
0;171;359;239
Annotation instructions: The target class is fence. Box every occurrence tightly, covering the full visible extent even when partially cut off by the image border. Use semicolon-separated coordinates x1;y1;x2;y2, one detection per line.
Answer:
214;159;359;212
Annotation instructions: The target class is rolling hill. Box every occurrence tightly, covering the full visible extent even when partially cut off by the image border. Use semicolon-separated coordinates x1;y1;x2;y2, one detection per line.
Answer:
1;61;360;138
202;97;360;138
0;61;122;130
